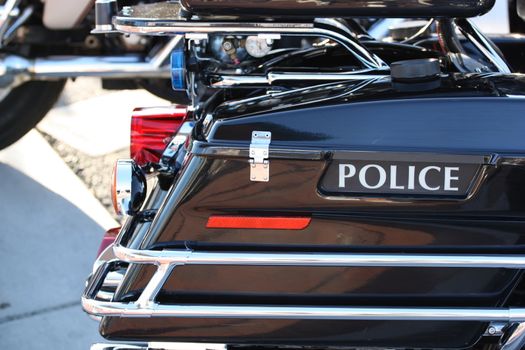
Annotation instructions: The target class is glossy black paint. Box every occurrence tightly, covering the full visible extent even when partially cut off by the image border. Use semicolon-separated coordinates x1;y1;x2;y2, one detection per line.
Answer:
491;35;525;73
180;0;495;18
101;74;525;347
102;319;488;348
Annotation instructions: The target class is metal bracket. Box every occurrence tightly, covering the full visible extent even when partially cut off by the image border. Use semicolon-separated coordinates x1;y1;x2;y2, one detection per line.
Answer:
249;131;271;182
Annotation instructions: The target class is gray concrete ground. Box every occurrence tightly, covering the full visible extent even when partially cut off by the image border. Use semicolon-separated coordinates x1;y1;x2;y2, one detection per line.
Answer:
0;131;114;349
0;78;165;349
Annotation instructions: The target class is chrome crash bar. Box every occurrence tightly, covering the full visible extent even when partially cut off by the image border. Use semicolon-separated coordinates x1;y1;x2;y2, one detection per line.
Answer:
83;242;525;321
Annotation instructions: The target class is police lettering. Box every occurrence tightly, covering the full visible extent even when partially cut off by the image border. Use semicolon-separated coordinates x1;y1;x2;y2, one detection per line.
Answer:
339;164;460;192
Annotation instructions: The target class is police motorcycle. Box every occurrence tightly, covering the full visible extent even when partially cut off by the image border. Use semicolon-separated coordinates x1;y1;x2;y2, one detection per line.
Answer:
82;0;525;349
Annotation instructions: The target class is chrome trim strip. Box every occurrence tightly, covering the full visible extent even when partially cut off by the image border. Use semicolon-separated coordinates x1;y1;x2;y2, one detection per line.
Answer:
210;71;389;88
113;244;525;269
190;142;325;160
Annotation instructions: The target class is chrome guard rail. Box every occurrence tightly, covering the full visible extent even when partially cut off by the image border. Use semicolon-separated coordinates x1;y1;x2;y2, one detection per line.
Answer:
82;243;525;321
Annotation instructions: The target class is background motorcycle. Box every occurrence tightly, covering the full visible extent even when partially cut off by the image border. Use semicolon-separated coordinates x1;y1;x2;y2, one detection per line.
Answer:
0;0;183;150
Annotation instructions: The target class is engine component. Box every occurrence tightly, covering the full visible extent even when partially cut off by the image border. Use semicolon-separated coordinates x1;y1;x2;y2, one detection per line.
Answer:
245;36;273;58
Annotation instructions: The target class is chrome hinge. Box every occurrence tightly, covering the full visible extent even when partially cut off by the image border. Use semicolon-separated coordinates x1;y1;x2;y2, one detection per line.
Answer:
249;131;271;182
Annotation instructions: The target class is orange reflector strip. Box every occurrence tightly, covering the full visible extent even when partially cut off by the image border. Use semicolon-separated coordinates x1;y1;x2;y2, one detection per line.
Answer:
206;216;311;230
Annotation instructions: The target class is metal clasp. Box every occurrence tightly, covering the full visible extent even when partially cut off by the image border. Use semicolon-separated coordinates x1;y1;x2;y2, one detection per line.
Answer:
249;131;271;182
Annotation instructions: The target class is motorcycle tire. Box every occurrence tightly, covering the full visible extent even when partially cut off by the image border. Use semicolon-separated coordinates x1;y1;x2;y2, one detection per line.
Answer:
0;80;66;150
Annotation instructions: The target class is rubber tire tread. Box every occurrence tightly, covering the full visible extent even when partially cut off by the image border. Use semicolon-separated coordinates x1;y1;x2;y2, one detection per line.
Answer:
0;80;66;150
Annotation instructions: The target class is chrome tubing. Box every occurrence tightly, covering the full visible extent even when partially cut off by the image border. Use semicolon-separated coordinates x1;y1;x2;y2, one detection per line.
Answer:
82;244;525;324
82;299;525;321
112;244;525;269
210;70;389;88
30;56;170;79
33;35;180;78
0;36;181;87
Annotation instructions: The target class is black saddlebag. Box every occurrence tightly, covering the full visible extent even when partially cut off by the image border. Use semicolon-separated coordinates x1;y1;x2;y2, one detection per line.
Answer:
100;77;525;349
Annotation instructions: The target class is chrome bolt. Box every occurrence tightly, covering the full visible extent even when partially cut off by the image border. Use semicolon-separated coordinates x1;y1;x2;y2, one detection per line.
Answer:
222;41;234;51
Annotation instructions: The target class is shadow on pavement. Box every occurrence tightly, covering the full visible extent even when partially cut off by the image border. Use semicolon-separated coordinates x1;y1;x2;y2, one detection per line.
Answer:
0;163;104;349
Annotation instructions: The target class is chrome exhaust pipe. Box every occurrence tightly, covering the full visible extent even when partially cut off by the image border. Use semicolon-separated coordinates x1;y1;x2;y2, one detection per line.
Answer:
0;36;181;87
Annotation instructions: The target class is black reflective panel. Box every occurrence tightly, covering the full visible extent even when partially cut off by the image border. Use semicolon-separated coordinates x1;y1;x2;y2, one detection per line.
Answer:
101;318;486;348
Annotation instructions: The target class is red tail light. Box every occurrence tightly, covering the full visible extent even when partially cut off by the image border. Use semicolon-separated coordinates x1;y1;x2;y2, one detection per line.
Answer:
130;105;188;166
206;216;311;230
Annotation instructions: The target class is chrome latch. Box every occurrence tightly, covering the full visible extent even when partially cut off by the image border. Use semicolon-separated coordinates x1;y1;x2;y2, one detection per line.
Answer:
249;131;271;182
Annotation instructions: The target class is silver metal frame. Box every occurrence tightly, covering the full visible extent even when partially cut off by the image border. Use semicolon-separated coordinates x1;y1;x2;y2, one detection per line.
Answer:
82;240;525;321
114;18;387;71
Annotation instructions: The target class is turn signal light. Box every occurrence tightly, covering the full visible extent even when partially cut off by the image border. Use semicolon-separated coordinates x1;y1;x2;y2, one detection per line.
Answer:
206;216;311;230
130;105;188;166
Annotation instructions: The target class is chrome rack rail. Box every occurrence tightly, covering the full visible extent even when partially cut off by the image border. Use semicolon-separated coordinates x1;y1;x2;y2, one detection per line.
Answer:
111;2;387;71
83;240;525;322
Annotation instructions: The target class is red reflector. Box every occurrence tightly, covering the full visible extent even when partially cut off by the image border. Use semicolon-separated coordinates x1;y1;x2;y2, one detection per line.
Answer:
206;216;311;230
97;227;121;257
130;105;187;166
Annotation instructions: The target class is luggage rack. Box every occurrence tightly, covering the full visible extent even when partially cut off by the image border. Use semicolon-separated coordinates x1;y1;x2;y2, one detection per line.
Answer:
83;238;525;320
83;240;525;349
105;2;512;75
